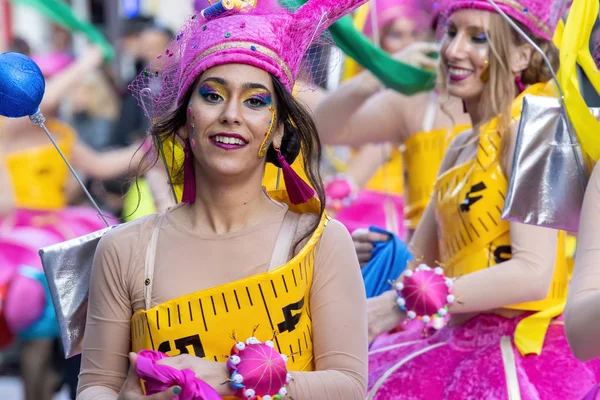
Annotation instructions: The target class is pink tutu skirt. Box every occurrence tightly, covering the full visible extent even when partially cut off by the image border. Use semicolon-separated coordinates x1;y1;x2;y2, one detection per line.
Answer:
368;314;600;400
0;207;114;339
335;190;405;237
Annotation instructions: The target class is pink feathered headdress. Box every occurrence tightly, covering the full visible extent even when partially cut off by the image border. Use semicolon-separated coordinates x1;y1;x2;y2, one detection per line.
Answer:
444;0;571;41
363;0;434;37
132;0;367;120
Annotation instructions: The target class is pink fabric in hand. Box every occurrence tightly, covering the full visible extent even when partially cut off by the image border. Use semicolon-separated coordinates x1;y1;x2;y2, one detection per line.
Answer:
135;350;222;400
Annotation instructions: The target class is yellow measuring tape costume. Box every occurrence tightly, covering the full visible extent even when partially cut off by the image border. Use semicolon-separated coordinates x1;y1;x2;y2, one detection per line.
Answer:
131;192;326;397
402;123;470;230
364;148;404;195
434;82;568;355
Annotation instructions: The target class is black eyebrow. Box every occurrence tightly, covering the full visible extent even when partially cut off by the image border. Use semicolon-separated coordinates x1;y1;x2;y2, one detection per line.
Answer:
199;76;226;85
199;77;270;92
242;82;270;92
446;22;487;32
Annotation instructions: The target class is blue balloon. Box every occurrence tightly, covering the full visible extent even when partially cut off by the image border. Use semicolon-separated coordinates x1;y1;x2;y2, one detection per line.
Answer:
0;52;46;118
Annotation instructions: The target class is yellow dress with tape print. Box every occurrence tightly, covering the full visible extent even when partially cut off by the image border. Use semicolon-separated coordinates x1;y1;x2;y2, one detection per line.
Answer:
433;82;568;347
0;119;109;342
131;195;325;400
0;119;109;239
3;119;75;210
131;138;324;397
366;82;599;400
402;123;470;230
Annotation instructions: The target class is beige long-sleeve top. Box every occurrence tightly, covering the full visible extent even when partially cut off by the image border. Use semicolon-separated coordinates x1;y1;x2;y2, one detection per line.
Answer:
77;202;368;399
565;162;600;361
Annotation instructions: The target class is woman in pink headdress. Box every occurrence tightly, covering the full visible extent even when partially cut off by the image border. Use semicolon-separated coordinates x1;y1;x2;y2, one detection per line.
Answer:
316;0;469;256
364;0;600;399
76;1;368;399
364;0;433;53
321;0;442;239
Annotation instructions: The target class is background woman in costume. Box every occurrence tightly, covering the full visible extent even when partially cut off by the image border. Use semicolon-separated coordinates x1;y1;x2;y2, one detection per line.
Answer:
315;0;470;264
76;1;368;399
0;47;148;400
320;0;437;237
565;161;600;362
365;0;600;398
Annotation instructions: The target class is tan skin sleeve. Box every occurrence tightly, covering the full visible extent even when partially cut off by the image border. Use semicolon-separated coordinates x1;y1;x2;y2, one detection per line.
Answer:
77;218;367;399
315;78;412;147
288;220;368;399
77;217;150;398
564;162;600;361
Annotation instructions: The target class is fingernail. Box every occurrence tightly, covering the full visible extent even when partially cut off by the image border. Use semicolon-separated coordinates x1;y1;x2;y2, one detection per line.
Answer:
173;386;182;395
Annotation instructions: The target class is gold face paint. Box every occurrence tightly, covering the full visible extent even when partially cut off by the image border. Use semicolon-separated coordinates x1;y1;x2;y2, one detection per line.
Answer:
258;106;277;158
241;87;272;109
198;80;228;103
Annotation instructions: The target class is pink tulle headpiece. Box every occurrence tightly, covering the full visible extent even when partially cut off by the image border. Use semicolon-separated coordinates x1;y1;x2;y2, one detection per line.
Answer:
131;0;367;121
363;0;435;37
444;0;571;40
394;263;454;330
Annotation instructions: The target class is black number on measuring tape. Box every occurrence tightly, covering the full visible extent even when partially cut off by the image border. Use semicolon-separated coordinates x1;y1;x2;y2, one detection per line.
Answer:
460;182;487;212
157;334;205;357
493;245;512;264
277;298;305;333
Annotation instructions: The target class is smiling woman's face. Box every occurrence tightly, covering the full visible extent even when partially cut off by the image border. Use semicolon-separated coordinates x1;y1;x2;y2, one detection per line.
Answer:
441;9;490;102
185;63;281;179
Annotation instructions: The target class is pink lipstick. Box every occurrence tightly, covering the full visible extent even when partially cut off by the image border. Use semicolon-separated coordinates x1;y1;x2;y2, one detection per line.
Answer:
210;133;249;150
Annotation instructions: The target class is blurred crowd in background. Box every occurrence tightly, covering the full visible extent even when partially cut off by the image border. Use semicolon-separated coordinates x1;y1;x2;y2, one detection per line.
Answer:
0;2;191;399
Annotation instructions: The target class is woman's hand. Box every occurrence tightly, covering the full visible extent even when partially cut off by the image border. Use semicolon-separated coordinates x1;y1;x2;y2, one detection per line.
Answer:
367;290;405;344
157;354;234;397
351;228;390;267
393;41;440;70
118;353;181;400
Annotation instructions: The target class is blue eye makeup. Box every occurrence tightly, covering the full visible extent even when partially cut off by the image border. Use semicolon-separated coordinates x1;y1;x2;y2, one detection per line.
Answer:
242;88;272;109
198;81;226;103
472;33;488;44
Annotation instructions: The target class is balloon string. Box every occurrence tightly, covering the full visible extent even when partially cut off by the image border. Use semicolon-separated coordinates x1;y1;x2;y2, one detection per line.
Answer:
29;110;110;227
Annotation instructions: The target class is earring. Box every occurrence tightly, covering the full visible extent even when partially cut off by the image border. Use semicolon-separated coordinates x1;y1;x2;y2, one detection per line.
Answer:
258;107;277;158
277;150;315;205
181;139;196;203
515;76;525;94
480;60;489;83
